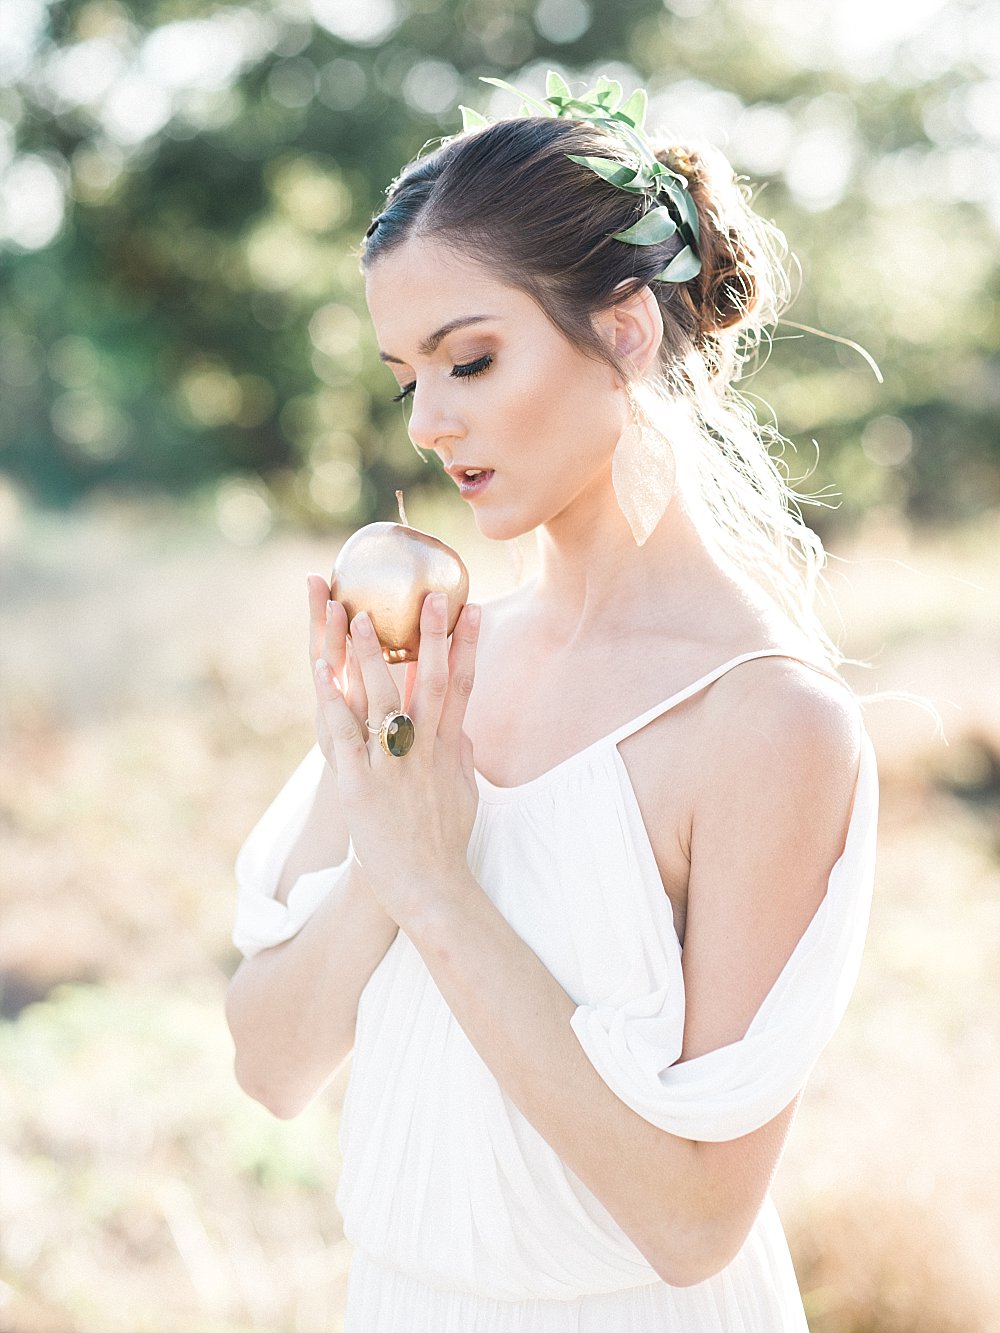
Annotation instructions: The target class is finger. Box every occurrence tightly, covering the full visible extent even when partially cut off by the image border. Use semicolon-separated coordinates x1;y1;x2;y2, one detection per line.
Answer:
313;606;356;764
407;592;452;736
349;611;401;731
344;636;368;720
314;657;369;774
307;574;332;664
402;658;418;714
437;603;480;748
323;598;350;683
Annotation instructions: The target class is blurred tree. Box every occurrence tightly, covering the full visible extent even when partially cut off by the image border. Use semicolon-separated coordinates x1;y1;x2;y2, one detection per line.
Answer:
0;0;996;529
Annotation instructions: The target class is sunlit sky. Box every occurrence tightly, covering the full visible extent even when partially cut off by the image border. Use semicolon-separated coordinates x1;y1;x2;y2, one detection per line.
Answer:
0;0;996;252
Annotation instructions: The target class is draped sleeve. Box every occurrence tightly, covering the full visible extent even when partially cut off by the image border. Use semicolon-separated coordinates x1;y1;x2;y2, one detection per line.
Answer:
232;744;352;959
569;731;878;1143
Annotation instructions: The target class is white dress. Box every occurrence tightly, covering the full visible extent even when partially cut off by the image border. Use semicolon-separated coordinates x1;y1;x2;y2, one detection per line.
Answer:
233;649;879;1332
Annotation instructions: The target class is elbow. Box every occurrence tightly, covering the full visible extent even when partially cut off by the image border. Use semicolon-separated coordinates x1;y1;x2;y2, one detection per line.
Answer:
647;1250;724;1290
648;1248;732;1290
641;1211;748;1289
650;1253;729;1290
231;1054;312;1120
225;982;312;1120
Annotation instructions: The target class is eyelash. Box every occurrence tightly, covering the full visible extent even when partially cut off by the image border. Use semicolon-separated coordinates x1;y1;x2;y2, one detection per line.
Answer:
391;354;494;403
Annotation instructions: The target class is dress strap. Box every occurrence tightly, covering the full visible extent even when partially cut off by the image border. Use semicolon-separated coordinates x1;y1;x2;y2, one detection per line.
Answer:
607;649;846;748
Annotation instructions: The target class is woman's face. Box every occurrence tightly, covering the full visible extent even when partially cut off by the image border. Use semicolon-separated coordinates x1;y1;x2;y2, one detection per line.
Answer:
364;236;625;542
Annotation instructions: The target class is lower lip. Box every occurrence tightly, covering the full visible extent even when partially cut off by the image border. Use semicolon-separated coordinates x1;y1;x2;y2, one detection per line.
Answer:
456;470;494;499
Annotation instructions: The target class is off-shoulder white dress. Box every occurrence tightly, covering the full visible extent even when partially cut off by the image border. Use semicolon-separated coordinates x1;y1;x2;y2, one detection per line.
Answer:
233;649;879;1332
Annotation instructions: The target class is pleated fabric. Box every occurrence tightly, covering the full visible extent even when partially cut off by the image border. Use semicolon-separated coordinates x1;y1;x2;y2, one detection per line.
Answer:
344;1196;808;1332
233;650;877;1332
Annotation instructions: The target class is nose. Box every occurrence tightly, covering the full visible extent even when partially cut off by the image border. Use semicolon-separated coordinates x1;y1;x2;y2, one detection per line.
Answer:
406;381;464;461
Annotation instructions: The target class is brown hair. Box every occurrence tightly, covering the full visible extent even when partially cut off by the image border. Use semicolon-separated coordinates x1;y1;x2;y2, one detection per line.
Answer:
361;116;782;392
362;115;840;665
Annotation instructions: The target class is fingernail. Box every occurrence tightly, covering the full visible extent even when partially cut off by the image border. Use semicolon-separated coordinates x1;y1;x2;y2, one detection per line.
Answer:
465;603;481;628
353;611;374;639
314;657;330;680
326;599;335;621
432;592;448;615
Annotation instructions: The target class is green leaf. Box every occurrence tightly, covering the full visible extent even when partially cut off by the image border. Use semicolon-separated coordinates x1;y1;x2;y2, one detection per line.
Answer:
617;88;647;131
593;77;623;109
630;166;659;191
649;161;687;191
653;246;701;282
566;154;640;189
459;105;489;131
672;184;701;242
546;70;572;102
560;97;604;118
612;206;678;246
480;77;553;118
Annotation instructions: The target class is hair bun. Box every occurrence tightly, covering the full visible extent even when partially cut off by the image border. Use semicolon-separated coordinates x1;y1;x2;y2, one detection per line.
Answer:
655;143;764;342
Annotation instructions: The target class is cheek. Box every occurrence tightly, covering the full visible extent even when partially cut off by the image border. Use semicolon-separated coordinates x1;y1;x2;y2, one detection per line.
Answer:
496;347;611;450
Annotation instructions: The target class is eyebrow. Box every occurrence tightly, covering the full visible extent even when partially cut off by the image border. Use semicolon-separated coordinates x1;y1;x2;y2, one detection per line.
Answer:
378;315;497;364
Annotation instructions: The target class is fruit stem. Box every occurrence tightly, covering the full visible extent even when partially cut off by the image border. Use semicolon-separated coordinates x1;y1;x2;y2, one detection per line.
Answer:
395;489;409;526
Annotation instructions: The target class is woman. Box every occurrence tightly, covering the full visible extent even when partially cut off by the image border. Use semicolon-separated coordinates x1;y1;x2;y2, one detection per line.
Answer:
225;77;878;1332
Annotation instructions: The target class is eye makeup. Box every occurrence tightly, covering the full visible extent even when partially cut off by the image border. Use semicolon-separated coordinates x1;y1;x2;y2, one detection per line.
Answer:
390;353;494;402
451;353;493;380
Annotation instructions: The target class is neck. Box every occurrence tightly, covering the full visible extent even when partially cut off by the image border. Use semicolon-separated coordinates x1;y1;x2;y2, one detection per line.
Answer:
529;478;737;651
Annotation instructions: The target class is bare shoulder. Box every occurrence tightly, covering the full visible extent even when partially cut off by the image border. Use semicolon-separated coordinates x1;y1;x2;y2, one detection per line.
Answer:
678;657;866;1062
698;655;863;805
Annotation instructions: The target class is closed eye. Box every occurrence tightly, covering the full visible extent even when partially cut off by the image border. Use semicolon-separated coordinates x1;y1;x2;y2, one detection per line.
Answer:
390;353;493;403
451;353;493;381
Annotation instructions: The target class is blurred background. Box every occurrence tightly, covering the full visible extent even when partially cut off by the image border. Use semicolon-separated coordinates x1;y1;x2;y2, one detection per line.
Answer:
1;1;998;1330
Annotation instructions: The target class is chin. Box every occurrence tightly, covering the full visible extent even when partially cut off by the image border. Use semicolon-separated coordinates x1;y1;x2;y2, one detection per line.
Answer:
471;508;536;543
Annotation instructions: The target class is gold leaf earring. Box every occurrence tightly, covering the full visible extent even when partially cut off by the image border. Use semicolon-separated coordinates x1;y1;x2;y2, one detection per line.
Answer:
611;392;676;546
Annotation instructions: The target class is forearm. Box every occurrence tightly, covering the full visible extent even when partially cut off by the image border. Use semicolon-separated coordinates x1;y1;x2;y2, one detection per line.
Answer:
406;873;721;1286
226;860;398;1118
275;758;350;904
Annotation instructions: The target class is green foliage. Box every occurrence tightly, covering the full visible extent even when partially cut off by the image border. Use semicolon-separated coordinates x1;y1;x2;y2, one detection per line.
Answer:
0;0;996;528
476;71;702;279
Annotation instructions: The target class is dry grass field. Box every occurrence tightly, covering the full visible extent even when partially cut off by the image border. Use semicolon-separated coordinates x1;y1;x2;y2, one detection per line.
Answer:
1;493;998;1333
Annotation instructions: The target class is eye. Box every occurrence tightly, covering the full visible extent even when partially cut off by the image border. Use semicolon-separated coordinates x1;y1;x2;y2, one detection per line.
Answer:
389;353;493;403
451;353;493;380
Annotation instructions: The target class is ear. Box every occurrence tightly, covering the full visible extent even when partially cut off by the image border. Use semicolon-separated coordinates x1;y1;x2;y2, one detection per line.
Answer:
600;281;664;382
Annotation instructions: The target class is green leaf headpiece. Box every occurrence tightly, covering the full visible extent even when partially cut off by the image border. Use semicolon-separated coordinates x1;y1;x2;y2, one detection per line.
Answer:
458;71;701;285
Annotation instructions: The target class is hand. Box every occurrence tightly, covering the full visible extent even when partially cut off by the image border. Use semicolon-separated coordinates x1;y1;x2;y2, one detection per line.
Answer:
312;589;481;926
307;573;380;774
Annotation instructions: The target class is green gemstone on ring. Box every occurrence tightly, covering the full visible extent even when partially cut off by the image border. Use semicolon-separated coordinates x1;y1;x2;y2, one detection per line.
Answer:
382;712;415;757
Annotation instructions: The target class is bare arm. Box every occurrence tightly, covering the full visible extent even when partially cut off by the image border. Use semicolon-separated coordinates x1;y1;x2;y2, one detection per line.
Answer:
224;576;400;1117
404;886;802;1287
225;854;398;1118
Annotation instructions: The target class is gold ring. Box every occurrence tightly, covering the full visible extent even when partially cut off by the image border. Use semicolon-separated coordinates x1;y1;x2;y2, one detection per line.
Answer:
372;709;415;758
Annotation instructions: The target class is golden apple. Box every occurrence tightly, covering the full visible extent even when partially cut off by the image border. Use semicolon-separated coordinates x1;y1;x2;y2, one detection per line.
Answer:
331;514;469;663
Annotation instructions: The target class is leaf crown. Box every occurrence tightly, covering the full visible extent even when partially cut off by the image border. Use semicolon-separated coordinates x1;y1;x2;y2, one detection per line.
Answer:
458;72;701;285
